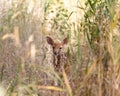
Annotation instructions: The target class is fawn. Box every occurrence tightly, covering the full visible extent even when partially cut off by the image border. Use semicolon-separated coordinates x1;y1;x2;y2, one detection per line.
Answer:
46;36;69;86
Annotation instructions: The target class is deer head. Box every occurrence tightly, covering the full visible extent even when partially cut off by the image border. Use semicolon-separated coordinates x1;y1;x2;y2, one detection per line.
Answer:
46;36;68;56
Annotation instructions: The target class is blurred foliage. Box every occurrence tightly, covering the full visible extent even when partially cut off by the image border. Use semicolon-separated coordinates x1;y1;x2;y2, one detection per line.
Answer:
44;0;72;37
0;0;120;96
82;0;117;55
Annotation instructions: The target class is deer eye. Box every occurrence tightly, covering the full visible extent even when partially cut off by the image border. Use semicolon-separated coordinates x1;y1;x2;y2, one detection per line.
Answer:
60;47;62;49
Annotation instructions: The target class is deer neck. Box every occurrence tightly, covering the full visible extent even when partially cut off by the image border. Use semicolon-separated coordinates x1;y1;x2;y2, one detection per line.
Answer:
53;54;61;65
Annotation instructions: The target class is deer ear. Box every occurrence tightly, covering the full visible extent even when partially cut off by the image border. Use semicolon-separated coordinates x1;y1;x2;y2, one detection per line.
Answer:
46;36;54;45
62;37;68;45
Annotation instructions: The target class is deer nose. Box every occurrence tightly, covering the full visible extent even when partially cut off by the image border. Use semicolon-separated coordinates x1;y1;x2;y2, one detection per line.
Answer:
54;52;57;55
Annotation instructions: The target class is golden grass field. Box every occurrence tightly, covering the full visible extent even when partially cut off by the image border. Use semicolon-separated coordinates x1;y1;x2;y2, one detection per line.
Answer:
0;0;120;96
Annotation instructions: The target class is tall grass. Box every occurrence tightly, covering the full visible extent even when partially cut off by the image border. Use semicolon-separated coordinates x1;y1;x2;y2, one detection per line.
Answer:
0;0;120;96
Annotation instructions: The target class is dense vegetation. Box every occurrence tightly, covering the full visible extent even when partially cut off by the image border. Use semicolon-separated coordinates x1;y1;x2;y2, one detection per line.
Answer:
0;0;120;96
